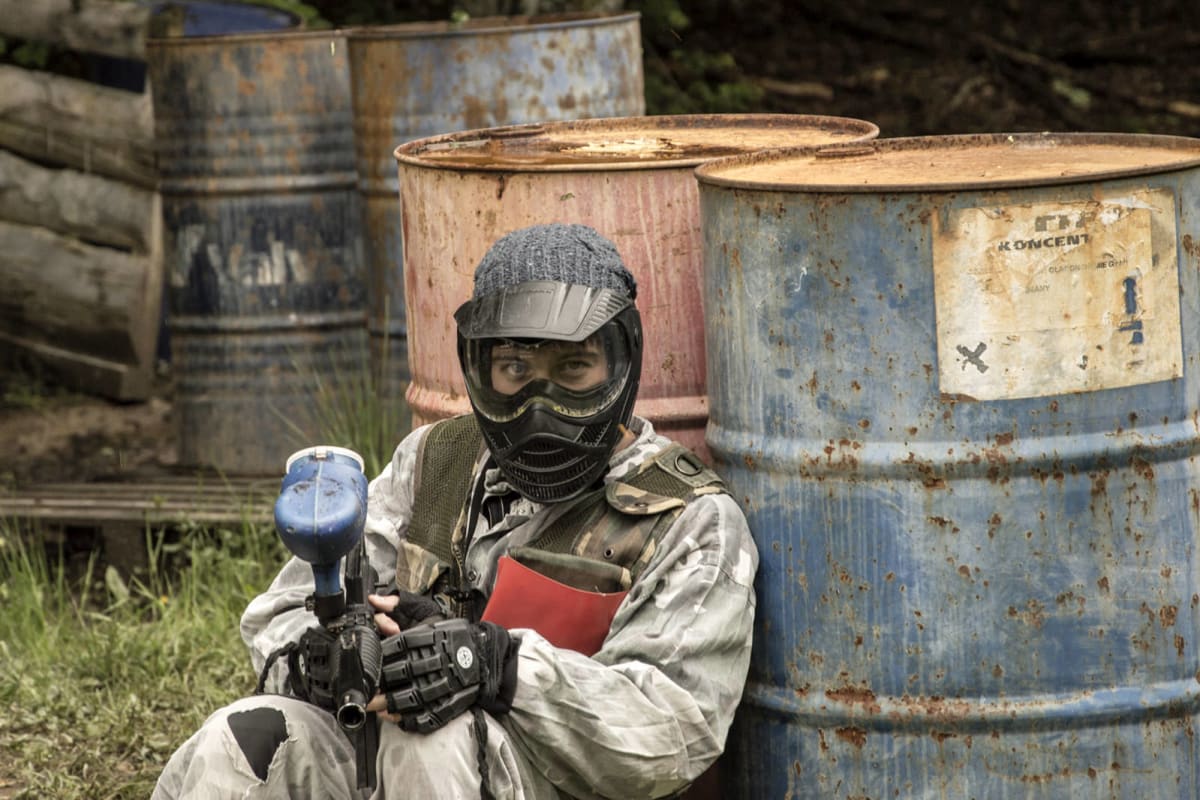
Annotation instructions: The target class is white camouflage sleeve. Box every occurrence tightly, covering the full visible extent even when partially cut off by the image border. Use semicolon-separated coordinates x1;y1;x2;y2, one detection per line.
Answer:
500;491;759;800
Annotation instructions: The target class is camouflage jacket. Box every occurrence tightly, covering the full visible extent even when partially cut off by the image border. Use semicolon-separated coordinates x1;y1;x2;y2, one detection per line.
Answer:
399;414;730;622
241;416;759;800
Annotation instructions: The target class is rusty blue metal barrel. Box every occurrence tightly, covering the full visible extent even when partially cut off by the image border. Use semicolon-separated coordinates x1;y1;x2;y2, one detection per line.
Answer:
149;28;365;475
697;133;1200;798
347;13;645;437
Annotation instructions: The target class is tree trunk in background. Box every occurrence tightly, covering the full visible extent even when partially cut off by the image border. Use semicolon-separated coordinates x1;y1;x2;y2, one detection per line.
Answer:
0;0;151;59
0;4;161;400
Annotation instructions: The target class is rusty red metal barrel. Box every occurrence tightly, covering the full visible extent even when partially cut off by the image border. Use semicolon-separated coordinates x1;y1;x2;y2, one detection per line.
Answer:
394;114;879;460
149;29;365;475
348;13;646;436
697;133;1200;798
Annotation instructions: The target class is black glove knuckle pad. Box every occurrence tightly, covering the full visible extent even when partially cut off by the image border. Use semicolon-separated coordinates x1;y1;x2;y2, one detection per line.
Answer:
378;618;514;733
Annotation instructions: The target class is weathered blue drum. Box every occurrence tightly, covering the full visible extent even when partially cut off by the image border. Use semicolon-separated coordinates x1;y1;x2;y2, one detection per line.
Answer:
149;28;365;475
697;133;1200;798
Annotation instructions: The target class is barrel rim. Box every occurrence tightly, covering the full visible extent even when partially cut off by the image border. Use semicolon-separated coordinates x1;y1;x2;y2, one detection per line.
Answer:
693;131;1200;193
147;25;337;47
392;113;882;174
344;11;641;42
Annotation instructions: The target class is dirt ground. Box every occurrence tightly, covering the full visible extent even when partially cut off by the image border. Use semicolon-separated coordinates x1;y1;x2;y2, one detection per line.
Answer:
0;367;175;489
3;0;1200;488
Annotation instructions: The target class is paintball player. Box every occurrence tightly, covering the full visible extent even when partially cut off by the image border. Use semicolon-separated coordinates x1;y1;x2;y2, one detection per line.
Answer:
153;222;759;799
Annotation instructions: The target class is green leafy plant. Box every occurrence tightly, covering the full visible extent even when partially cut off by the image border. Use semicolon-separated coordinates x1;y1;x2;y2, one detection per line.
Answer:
630;0;763;114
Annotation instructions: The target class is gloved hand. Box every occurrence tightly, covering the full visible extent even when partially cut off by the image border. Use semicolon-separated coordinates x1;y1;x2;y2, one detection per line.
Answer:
378;618;520;733
369;589;446;632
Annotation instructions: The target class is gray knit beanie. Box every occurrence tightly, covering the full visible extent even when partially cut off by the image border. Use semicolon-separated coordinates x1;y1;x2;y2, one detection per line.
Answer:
472;223;637;300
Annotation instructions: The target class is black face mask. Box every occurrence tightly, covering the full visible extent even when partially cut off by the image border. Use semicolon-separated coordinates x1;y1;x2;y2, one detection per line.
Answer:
455;282;643;503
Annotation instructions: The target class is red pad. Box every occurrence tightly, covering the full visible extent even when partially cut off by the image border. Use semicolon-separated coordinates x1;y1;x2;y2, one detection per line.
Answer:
481;555;628;656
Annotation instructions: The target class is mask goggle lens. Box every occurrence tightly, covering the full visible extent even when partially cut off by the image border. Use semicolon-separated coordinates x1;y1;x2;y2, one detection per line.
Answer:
463;325;632;422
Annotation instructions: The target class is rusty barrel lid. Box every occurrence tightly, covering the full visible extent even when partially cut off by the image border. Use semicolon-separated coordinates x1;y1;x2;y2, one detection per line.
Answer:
146;25;327;47
394;114;881;172
347;11;641;40
694;132;1200;192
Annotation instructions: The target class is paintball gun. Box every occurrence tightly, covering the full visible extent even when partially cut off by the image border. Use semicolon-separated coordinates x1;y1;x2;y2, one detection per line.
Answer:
274;445;381;791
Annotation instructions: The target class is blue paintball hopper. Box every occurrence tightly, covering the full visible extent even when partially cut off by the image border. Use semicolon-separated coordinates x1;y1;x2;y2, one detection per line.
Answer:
274;445;368;599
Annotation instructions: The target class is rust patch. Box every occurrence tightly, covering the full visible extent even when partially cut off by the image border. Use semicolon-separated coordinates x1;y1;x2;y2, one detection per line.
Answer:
1160;605;1179;628
835;726;867;749
987;512;1002;539
904;451;947;489
994;431;1014;446
825;687;882;714
1131;456;1155;481
1018;769;1065;784
930;730;957;743
1008;599;1047;628
1097;575;1110;592
895;694;974;721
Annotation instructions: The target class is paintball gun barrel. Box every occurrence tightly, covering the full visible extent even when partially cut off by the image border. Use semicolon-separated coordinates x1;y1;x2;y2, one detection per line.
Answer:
274;445;381;790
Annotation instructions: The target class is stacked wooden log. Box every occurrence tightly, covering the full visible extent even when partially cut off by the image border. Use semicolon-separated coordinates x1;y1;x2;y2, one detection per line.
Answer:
0;0;161;400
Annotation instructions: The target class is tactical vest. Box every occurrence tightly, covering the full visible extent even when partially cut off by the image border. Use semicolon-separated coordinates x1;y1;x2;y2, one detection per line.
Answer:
399;415;726;608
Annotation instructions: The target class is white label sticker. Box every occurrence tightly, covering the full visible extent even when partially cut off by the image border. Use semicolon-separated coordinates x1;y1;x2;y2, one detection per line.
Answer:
933;189;1182;400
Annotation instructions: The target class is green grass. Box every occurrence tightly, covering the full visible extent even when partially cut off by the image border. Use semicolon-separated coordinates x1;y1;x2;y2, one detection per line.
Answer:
0;522;289;799
276;338;411;479
0;328;401;798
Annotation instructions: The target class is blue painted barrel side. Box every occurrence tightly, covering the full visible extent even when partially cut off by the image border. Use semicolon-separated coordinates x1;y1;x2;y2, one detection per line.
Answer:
699;139;1200;798
149;30;366;475
157;0;298;36
348;13;645;437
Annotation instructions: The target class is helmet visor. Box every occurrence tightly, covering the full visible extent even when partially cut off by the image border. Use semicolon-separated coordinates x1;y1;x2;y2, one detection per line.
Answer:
460;324;635;422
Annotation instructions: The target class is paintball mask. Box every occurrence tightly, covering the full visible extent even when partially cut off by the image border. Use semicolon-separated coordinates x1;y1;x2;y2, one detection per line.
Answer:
456;280;642;504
